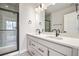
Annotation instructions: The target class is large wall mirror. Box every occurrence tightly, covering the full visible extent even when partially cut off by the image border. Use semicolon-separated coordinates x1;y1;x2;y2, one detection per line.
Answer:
45;3;79;34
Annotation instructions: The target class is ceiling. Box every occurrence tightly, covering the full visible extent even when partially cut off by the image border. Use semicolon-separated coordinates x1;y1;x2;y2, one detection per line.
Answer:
45;3;75;15
0;3;76;13
0;3;19;12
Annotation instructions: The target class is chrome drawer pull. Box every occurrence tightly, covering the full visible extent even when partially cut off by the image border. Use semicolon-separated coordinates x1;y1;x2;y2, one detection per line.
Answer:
38;48;44;53
32;43;35;46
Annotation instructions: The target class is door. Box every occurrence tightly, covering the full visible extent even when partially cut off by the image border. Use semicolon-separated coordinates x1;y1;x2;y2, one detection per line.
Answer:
64;12;78;33
0;9;19;55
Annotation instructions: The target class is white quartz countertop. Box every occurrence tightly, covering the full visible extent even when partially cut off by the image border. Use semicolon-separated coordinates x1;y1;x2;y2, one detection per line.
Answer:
27;33;79;49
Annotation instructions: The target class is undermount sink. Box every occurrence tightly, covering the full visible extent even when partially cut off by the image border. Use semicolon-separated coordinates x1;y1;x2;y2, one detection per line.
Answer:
46;36;63;40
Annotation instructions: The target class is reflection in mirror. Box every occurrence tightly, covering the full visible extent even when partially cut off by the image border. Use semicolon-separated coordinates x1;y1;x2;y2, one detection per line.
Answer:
45;3;79;34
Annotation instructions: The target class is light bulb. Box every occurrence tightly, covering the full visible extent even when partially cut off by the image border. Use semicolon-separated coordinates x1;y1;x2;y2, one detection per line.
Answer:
5;5;8;8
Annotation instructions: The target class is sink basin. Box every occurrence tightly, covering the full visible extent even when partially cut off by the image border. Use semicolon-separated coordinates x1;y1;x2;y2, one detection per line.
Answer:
46;36;63;40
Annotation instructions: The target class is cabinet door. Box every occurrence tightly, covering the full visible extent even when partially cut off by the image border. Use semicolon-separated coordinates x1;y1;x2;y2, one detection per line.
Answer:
49;49;64;56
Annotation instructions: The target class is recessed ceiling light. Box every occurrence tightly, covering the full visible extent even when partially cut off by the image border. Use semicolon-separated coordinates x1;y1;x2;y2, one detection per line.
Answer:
5;5;8;8
51;3;56;5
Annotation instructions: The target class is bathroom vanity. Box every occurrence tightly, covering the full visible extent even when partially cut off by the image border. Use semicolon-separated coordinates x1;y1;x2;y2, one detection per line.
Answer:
27;33;79;56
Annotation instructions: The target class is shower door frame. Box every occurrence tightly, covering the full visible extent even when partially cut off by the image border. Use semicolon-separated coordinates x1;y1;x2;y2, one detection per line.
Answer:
0;8;19;56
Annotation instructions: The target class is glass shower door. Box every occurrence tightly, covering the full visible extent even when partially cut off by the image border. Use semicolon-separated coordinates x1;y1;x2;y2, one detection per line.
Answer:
0;10;18;55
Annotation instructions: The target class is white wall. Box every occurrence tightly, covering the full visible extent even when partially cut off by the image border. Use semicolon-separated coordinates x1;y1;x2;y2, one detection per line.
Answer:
35;10;45;32
19;3;36;53
50;5;76;32
19;3;45;53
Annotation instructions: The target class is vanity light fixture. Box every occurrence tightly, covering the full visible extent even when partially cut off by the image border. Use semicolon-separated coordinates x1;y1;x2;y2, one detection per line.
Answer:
38;4;44;11
35;3;56;12
5;5;8;8
38;3;47;11
51;3;56;5
35;3;48;12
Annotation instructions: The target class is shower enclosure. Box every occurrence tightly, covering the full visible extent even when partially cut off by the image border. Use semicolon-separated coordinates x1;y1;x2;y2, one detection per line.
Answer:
0;8;19;55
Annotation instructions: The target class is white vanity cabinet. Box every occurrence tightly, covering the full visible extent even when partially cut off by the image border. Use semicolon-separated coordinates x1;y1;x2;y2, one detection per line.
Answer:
27;34;78;56
36;36;73;56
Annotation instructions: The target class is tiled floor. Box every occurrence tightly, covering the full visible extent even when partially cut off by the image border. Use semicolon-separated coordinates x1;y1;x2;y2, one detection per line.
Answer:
19;52;31;56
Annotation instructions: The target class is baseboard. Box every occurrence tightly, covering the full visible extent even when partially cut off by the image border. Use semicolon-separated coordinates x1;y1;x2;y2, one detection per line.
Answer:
3;51;19;56
3;49;27;56
19;49;27;55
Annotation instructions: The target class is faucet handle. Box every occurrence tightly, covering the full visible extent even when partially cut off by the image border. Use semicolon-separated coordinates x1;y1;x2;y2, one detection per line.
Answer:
57;29;60;33
36;29;41;34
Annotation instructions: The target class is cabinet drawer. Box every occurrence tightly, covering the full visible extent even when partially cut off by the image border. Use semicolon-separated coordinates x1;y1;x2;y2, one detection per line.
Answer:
30;47;41;56
31;40;38;50
37;43;48;56
49;49;64;56
37;38;72;56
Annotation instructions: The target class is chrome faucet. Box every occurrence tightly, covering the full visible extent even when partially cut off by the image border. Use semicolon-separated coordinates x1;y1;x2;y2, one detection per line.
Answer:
52;29;60;37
